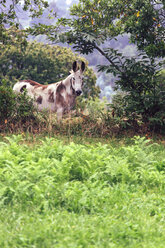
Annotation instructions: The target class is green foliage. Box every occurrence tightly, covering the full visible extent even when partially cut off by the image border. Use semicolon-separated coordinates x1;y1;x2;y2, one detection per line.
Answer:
0;86;15;121
0;135;165;247
98;49;165;128
121;0;165;57
0;0;50;48
0;84;36;125
0;26;28;49
45;0;164;126
110;91;127;118
74;0;165;58
48;0;164;59
0;34;99;98
110;86;165;132
85;97;108;119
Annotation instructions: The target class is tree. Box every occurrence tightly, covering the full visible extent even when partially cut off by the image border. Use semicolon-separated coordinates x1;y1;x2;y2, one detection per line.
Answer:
31;0;164;75
59;0;165;57
0;0;50;44
29;0;164;127
0;32;100;99
121;0;165;57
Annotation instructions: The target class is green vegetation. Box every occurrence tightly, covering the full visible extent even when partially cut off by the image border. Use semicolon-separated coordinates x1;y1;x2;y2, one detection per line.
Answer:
1;86;164;135
0;135;165;247
1;1;164;133
65;0;165;57
0;34;99;98
0;0;49;45
28;0;165;127
1;3;165;245
0;86;35;125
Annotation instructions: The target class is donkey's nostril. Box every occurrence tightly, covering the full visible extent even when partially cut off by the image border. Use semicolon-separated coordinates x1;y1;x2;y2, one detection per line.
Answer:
76;90;82;96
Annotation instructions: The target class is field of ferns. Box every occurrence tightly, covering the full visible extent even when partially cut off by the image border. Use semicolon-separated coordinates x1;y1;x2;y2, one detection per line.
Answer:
0;134;165;247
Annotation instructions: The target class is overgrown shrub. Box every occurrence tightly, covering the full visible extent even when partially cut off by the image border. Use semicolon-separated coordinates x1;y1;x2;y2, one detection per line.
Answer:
0;85;36;128
0;82;164;136
13;91;36;122
0;86;15;121
110;84;165;133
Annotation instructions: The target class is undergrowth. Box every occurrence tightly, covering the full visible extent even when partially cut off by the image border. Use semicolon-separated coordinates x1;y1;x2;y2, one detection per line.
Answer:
1;86;164;137
0;135;165;247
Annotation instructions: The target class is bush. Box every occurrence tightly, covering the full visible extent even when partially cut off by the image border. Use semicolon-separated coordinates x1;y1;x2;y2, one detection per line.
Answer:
13;91;36;122
110;87;165;133
0;82;164;136
0;85;36;128
0;86;15;121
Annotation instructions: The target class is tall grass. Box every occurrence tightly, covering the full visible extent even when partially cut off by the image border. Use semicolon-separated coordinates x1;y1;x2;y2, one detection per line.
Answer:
0;135;165;247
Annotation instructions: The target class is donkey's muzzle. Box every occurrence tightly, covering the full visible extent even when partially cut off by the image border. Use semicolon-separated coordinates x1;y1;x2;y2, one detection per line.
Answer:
76;90;82;96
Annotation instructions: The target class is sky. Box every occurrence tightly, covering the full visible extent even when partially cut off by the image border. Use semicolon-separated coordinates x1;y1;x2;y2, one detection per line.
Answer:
66;0;73;4
48;0;73;5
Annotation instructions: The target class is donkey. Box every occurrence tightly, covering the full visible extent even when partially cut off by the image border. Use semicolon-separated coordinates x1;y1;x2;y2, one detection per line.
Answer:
13;61;85;120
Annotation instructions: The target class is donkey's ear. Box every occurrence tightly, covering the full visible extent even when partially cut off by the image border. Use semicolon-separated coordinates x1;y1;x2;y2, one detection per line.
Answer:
72;61;78;72
81;61;85;73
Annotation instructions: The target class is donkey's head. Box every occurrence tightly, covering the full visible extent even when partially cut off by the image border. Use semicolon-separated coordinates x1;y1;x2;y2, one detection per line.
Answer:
70;61;85;96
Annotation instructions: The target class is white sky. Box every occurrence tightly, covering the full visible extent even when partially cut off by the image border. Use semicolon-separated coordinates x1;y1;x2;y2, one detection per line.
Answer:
66;0;72;4
47;0;72;4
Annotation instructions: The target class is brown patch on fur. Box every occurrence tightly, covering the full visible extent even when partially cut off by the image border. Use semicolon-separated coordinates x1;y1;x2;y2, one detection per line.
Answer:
21;79;41;86
20;85;27;92
56;81;76;113
21;80;48;90
56;82;66;109
36;85;48;90
48;90;54;103
56;82;66;94
36;95;42;104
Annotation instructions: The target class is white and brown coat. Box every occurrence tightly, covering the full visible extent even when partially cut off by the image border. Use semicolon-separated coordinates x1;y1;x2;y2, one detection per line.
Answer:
13;61;85;119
